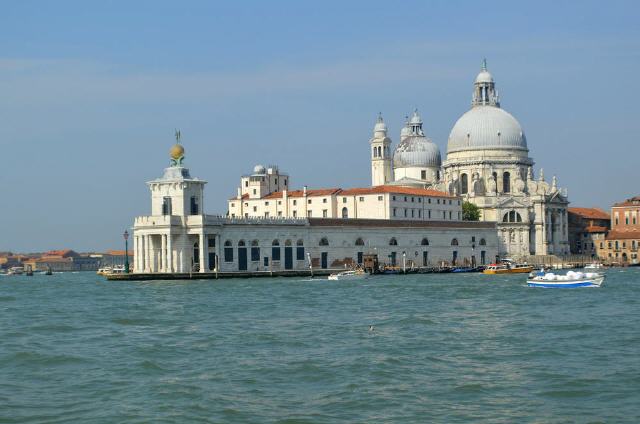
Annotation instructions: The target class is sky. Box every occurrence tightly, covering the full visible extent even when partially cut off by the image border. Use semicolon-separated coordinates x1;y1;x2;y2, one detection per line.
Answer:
1;0;639;252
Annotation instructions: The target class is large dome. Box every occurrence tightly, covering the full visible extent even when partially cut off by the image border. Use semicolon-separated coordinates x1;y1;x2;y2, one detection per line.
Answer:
393;136;441;168
447;105;527;153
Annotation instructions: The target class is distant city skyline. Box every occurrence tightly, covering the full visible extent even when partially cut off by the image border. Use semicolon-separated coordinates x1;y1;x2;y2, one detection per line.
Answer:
1;0;639;252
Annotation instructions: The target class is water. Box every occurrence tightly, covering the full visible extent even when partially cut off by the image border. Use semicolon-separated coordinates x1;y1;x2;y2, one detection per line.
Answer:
1;269;639;423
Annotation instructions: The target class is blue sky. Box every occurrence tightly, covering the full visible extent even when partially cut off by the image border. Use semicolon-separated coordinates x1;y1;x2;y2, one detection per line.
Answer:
1;0;639;252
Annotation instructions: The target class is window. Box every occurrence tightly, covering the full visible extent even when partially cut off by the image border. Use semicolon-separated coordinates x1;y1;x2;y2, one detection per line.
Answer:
264;212;269;218
418;198;422;203
308;199;312;204
421;170;427;180
393;196;396;201
293;200;297;206
296;239;305;260
278;211;283;217
265;201;269;206
343;197;347;203
245;181;248;187
355;237;365;246
389;237;398;246
278;201;281;205
393;208;397;217
404;196;407;202
503;211;523;223
428;210;431;219
251;240;260;261
378;196;383;201
421;238;429;246
428;198;431;204
284;179;287;186
322;209;328;218
293;211;297;217
231;203;235;207
411;197;415;202
323;198;327;203
411;210;415;218
359;197;365;202
357;252;363;265
319;237;329;246
418;210;421;218
162;197;172;216
461;173;468;194
253;206;257;212
253;189;256;195
479;238;486;246
404;209;408;217
208;237;216;248
451;238;459;246
272;240;281;261
449;211;452;220
437;199;440;204
342;207;348;219
275;178;278;185
224;240;233;262
503;172;511;193
307;210;312;217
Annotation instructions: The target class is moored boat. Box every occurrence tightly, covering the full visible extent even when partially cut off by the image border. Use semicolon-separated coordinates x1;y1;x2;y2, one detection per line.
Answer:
527;270;605;288
483;259;533;275
328;269;368;281
584;262;603;270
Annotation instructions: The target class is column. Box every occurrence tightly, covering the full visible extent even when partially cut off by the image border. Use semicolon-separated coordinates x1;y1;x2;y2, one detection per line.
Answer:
133;236;138;273
167;233;173;273
161;234;167;272
199;232;207;273
146;235;152;272
140;235;146;272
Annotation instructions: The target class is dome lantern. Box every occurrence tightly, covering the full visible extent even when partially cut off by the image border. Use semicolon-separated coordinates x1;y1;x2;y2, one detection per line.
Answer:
472;59;500;108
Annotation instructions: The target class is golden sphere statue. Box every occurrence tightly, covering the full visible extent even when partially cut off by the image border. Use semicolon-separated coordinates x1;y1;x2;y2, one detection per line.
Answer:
170;143;184;160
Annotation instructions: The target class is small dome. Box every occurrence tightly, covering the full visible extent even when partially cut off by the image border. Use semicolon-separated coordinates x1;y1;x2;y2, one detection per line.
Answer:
409;110;423;125
253;164;266;174
448;105;527;153
475;70;494;84
170;143;184;160
393;136;441;168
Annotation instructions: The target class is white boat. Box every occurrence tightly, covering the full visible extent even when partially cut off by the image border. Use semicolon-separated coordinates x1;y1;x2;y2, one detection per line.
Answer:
96;267;113;275
527;270;605;288
584;262;603;270
328;269;368;281
7;266;24;275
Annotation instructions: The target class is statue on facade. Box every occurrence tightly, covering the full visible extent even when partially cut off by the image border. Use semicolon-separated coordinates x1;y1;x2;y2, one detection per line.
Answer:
486;173;497;194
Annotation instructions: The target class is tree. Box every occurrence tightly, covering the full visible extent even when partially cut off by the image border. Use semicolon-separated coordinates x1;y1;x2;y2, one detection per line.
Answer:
462;201;481;221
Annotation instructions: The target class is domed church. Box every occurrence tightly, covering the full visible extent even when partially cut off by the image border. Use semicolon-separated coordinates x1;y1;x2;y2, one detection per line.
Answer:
370;60;569;258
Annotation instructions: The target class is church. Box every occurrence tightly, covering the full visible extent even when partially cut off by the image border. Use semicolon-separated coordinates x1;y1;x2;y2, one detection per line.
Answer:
230;61;570;258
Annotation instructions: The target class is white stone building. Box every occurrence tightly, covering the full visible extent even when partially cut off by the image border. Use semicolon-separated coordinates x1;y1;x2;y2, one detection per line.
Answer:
133;145;499;274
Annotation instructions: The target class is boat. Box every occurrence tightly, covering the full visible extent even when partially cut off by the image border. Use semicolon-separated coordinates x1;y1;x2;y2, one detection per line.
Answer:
584;262;603;270
483;259;533;274
527;270;605;288
328;269;368;281
7;266;24;275
97;267;113;275
45;267;53;276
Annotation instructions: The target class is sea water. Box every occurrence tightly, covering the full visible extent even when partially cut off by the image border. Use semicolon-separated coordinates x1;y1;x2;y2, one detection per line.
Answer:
1;269;639;423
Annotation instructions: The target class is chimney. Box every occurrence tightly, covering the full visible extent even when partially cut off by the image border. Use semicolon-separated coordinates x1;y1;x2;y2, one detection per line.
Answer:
303;185;308;196
237;187;242;200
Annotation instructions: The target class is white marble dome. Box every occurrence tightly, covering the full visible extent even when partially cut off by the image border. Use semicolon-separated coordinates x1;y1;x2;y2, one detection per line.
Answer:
393;136;441;168
253;164;266;174
447;105;527;153
475;70;494;84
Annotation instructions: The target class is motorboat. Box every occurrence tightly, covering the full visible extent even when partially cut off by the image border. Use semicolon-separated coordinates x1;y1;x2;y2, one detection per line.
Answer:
328;269;368;281
527;270;605;288
483;259;533;275
96;267;113;275
584;262;603;270
7;267;24;275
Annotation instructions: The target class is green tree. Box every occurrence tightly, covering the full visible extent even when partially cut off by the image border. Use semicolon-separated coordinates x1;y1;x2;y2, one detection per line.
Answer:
462;201;481;221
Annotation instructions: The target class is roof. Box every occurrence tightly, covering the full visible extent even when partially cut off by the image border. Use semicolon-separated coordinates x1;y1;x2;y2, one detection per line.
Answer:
229;193;249;201
340;185;454;198
105;250;132;256
605;230;640;240
613;196;640;207
568;207;610;221
44;249;78;258
585;225;609;233
263;188;342;200
308;218;495;229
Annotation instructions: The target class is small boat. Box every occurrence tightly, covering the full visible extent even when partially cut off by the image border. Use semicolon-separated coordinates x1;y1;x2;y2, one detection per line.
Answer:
483;259;533;275
584;262;603;270
7;266;24;275
97;267;113;275
527;270;605;288
45;267;53;276
328;269;368;281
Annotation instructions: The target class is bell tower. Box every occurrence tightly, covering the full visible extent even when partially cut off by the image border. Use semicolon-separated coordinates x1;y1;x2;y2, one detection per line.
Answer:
370;113;393;186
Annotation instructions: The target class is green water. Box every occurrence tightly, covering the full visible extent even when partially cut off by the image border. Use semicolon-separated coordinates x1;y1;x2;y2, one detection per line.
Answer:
1;269;639;423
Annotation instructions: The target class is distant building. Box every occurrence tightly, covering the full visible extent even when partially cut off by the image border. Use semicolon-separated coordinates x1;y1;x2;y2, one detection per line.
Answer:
567;208;610;256
23;249;100;272
599;196;640;264
99;250;134;267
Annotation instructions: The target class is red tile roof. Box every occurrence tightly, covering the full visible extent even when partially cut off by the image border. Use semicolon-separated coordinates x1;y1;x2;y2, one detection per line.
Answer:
105;250;131;256
263;188;342;199
43;249;78;258
229;193;250;201
585;225;608;233
613;196;640;207
340;185;453;198
568;207;610;220
605;230;640;240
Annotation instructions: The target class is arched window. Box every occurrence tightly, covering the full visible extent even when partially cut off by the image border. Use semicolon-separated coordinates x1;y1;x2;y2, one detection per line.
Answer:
272;239;281;261
451;238;459;246
373;146;377;158
296;239;305;260
502;211;522;223
355;237;365;246
421;238;429;246
479;238;486;246
342;207;348;219
460;173;468;194
224;240;233;262
285;239;292;246
296;239;304;246
319;237;329;246
272;240;280;246
503;172;511;193
238;240;245;247
250;240;260;262
251;240;259;246
492;172;498;193
224;240;232;246
389;237;398;246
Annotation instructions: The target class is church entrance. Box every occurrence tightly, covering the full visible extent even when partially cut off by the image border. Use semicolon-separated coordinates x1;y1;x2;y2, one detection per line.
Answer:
238;248;247;271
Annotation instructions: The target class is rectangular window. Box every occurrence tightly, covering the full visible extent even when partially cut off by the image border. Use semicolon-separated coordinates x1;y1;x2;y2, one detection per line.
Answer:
418;210;421;218
404;196;407;202
265;201;269;206
404;209;408;217
437;199;440;204
293;211;297;217
323;198;327;203
421;170;426;179
162;197;172;216
393;196;396;201
278;201;281;205
297;246;305;260
418;198;422;203
251;247;260;262
411;209;415;217
245;181;248;187
264;212;269;218
278;211;283;217
322;209;328;218
253;189;256;195
428;210;431;218
411;197;415;202
264;257;269;267
308;199;312;204
428;198;431;204
357;252;363;264
224;248;233;262
307;210;312;217
449;211;452;220
359;197;365;202
275;178;278;185
343;197;347;203
272;247;281;261
378;196;383;201
293;200;297;205
253;206;257;212
208;237;215;248
393;208;397;217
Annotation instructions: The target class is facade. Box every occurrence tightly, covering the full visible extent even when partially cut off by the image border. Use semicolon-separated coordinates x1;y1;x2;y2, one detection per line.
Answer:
598;196;640;264
22;249;100;271
567;207;610;255
133;146;498;273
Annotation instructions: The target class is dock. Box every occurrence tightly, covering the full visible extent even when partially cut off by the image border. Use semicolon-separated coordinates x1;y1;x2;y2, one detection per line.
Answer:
105;269;339;281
